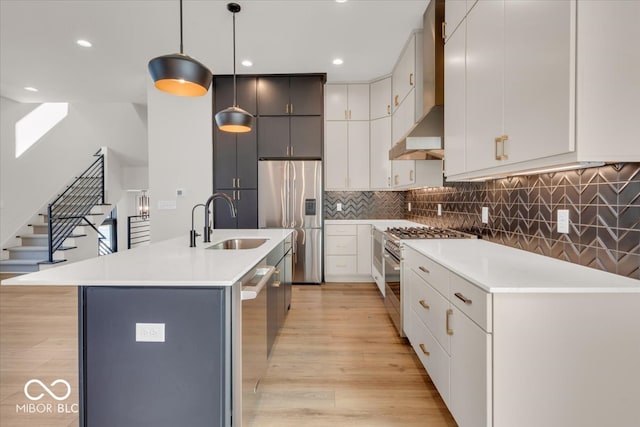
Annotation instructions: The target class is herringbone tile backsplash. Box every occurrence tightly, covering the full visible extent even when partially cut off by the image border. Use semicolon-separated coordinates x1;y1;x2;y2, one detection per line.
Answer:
406;163;640;280
325;163;639;279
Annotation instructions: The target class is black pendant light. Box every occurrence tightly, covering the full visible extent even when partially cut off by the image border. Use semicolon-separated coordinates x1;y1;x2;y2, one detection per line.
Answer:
214;3;253;133
148;0;212;97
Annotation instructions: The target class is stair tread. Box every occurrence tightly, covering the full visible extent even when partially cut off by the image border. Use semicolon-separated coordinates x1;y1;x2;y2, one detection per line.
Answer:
0;259;46;265
5;245;75;251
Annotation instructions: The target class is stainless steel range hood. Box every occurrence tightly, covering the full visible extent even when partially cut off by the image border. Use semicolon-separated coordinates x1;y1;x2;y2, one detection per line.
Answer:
389;0;445;161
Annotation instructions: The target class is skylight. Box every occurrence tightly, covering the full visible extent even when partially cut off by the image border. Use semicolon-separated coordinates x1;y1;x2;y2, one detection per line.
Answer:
15;102;69;158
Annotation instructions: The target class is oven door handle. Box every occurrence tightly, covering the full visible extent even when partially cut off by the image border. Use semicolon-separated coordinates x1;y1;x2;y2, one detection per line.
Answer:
384;253;401;271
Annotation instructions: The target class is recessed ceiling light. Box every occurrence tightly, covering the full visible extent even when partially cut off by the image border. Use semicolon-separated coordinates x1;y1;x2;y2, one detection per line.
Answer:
332;58;344;65
76;39;92;48
241;60;253;67
24;86;38;92
335;0;348;3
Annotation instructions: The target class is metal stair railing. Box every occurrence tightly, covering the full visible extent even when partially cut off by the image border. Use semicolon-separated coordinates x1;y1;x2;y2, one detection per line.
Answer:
46;150;112;262
127;215;151;249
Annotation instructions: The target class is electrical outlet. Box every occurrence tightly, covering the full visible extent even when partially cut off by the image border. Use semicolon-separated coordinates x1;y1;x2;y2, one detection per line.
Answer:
408;202;412;212
482;207;489;224
557;209;569;234
136;323;165;343
336;202;342;212
437;203;442;216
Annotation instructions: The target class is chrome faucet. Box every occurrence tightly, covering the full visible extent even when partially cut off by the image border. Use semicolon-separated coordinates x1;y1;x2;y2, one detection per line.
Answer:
203;193;237;243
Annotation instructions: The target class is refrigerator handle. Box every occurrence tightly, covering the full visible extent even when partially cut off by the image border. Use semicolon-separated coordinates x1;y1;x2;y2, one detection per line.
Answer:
284;162;289;228
290;161;296;228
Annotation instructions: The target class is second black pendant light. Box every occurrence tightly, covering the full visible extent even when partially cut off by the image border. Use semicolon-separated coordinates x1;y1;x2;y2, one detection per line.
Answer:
214;2;254;133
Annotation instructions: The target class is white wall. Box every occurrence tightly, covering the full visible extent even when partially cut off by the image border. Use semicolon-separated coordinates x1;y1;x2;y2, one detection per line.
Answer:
147;81;213;242
0;96;147;249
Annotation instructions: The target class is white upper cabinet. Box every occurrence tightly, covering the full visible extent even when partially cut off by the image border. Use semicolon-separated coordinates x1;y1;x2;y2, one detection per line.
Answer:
444;0;467;41
444;17;466;176
370;77;392;120
392;33;418;113
324;121;370;190
325;84;369;121
445;0;639;180
370;117;392;189
392;89;416;144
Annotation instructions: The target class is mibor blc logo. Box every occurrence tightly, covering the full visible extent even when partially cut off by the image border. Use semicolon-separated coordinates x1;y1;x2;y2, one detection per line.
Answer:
16;378;78;415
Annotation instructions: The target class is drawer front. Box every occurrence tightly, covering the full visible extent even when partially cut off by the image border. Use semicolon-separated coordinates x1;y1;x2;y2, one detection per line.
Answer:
325;235;357;255
325;255;357;275
404;246;449;296
405;307;451;406
450;273;492;332
325;224;357;236
407;269;451;353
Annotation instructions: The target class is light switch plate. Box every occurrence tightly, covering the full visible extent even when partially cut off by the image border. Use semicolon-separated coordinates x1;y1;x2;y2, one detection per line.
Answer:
437;204;442;216
158;200;177;210
557;209;569;234
336;202;342;212
136;323;165;342
482;207;489;224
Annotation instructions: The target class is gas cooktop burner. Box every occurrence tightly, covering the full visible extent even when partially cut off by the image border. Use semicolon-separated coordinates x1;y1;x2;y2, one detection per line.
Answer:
385;226;475;240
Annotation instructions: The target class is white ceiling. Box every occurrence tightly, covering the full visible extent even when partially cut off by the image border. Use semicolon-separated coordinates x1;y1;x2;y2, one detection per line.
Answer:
0;0;427;105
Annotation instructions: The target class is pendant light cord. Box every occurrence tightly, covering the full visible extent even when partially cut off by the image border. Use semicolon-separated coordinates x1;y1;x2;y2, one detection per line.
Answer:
232;10;237;106
179;0;184;54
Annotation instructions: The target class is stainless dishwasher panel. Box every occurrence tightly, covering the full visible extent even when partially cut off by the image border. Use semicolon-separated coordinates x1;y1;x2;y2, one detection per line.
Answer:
241;266;275;426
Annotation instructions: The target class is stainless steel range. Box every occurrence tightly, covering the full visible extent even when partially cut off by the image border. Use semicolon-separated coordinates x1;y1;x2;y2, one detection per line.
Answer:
383;226;476;336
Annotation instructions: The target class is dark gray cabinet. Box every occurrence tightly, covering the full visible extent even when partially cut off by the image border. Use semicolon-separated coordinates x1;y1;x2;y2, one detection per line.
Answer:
213;76;258;190
257;76;323;116
266;238;293;357
80;287;229;427
257;116;322;159
213;189;258;229
257;75;324;159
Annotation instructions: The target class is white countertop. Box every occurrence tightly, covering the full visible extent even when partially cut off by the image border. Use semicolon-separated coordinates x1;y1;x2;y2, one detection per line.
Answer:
325;219;423;231
403;239;640;293
1;229;293;287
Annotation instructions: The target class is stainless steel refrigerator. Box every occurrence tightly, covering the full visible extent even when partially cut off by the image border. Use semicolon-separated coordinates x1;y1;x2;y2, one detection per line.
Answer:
258;160;322;284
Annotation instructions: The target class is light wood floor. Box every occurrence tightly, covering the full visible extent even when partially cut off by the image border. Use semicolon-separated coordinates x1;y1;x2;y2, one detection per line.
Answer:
0;281;456;426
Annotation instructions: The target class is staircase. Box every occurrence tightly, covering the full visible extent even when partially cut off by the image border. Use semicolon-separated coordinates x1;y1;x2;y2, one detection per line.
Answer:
0;150;113;274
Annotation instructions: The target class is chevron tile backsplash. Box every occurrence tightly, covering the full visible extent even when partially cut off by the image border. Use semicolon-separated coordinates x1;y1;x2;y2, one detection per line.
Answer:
325;191;406;219
406;163;640;280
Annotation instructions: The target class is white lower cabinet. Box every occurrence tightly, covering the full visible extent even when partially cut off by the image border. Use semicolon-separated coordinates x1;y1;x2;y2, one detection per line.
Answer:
450;305;492;427
325;224;372;282
403;245;491;427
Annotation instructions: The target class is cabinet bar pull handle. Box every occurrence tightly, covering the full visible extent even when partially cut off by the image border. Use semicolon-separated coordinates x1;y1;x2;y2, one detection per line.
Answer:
446;309;453;335
286;103;289;114
409;73;414;86
409;169;414;181
454;292;472;305
237;178;240;187
495;135;509;160
290;146;294;156
419;300;430;309
232;178;236;188
442;22;447;40
419;266;430;274
394;175;399;185
419;344;430;356
290;103;293;114
286;146;290;156
387;105;391;115
345;110;348;120
236;190;241;201
394;95;399;107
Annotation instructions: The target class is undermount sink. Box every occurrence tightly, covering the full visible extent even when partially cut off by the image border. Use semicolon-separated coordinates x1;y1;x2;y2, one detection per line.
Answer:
207;238;268;250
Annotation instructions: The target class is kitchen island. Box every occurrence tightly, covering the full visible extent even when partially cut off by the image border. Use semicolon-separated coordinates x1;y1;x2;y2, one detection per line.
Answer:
2;228;294;427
